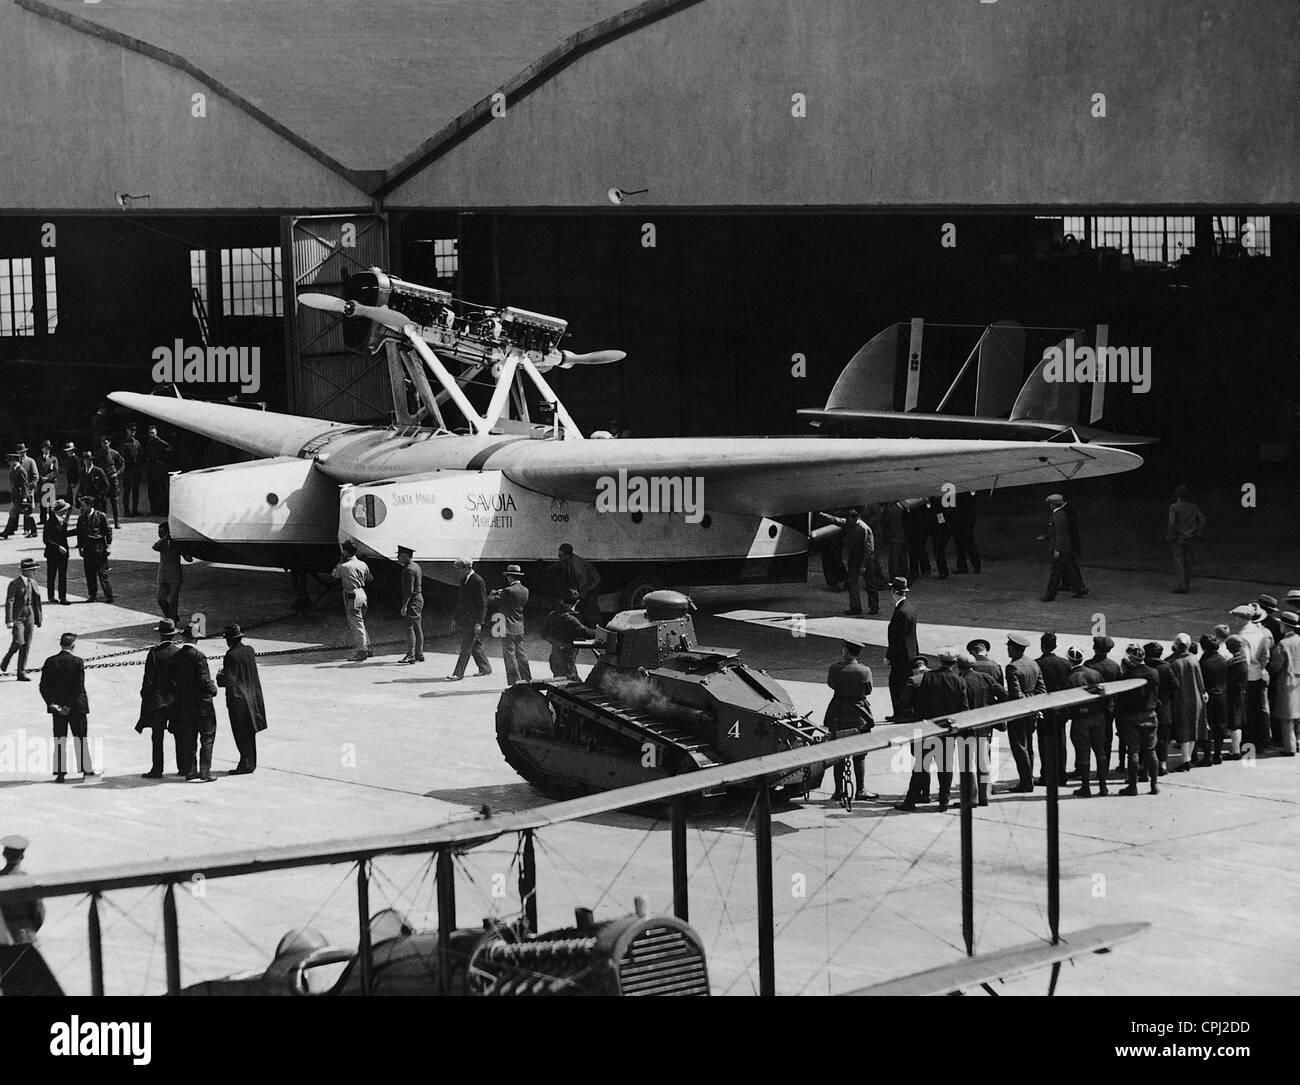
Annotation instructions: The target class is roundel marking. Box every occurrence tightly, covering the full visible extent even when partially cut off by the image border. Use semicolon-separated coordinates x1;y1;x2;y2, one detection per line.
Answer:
352;493;387;529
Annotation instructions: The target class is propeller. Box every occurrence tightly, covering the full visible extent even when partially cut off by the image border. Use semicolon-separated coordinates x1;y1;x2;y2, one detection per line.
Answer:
298;293;412;331
558;349;626;368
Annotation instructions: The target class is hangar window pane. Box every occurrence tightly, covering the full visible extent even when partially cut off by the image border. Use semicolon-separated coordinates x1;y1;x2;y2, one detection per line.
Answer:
434;238;459;280
0;257;35;337
1062;216;1086;239
45;256;58;333
221;246;283;317
191;249;209;324
1242;215;1271;256
1166;216;1196;259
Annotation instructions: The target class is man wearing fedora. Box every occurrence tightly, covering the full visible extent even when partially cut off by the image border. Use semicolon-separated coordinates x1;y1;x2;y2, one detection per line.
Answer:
61;443;81;504
2;558;43;680
447;558;491;681
74;494;113;603
488;565;532;685
1039;493;1088;601
36;441;58;526
39;632;96;781
885;576;918;720
171;637;219;782
397;545;425;664
1228;603;1274;752
217;623;266;774
137;618;183;778
41;498;73;606
2;450;37;539
77;451;109;515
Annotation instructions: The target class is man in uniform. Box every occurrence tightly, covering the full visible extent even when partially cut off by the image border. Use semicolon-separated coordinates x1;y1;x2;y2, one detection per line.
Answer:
217;623;267;774
172;638;218;782
93;435;125;528
1004;632;1045;792
1116;644;1160;795
824;640;877;802
447;557;491;680
543;589;599;680
0;835;61;996
137;618;182;778
120;423;145;517
74;494;114;603
1064;647;1107;797
488;565;531;686
2;558;43;681
77;451;109;514
145;425;173;515
39;632;96;781
957;650;1006;806
818;508;877;615
331;540;373;661
36;440;58;526
885;576;918;720
397;545;425;664
42;498;72;606
152;521;192;624
1035;632;1071;786
1086;635;1123;779
1144;641;1178;775
1040;493;1088;601
549;543;601;627
1166;485;1207;593
896;647;967;812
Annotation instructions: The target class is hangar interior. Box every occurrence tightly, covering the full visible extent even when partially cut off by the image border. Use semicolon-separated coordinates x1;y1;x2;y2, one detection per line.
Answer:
1;0;1297;477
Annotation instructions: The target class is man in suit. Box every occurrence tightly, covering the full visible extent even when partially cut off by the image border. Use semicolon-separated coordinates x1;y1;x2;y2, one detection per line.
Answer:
953;491;981;573
447;557;491;680
1;451;37;540
896;647;968;812
144;425;173;515
120;423;145;517
967;638;1002;684
1087;635;1123;778
36;441;58;527
882;500;907;579
1035;632;1072;786
1040;493;1089;601
217;623;267;774
42;499;72;606
885;576;918;720
74;495;114;603
171;639;219;782
77;451;110;515
957;650;1006;806
38;632;96;781
824;640;877;802
92;436;124;528
1167;485;1207;593
137;618;182;778
1144;641;1179;776
903;498;932;581
397;545;425;664
2;558;43;681
62;443;82;504
152;521;192;623
1004;632;1045;792
331;540;372;661
488;565;532;686
1065;647;1107;797
818;508;877;615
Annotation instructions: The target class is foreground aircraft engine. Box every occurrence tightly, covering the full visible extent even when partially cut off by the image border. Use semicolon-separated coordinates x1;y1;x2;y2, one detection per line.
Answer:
496;590;827;798
180;907;708;996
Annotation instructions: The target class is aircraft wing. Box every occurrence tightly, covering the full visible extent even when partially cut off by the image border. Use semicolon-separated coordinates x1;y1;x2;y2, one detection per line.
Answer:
488;436;1142;518
799;409;1158;449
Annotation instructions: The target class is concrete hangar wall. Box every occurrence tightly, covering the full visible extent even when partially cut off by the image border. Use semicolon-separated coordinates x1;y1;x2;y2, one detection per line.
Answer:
0;0;1297;457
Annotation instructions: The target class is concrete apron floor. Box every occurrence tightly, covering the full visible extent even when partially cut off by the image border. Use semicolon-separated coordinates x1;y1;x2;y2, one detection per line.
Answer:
0;516;1297;996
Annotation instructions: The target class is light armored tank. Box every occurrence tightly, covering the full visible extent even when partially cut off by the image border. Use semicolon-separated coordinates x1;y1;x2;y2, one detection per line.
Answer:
496;591;827;798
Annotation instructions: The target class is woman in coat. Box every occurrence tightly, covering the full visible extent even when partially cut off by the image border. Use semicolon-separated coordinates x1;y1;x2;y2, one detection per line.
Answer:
1167;634;1207;772
1223;635;1249;760
1198;634;1228;765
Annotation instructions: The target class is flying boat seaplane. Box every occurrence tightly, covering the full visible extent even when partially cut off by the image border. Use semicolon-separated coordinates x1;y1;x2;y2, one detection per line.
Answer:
110;270;1144;602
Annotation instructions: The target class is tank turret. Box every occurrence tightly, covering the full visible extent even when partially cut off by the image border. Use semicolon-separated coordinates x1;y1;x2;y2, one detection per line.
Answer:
496;591;826;799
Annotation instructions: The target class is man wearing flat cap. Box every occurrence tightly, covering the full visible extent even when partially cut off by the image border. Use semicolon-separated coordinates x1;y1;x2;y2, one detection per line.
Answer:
885;576;918;720
824;641;877;803
137;618;182;778
2;558;43;680
1004;633;1045;792
1039;493;1088;602
1064;647;1107;797
1086;635;1123;777
488;565;531;686
397;545;425;664
1115;644;1161;795
217;623;266;774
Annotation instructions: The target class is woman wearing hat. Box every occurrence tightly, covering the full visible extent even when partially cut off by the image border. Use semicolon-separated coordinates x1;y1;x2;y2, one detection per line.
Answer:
1268;612;1300;755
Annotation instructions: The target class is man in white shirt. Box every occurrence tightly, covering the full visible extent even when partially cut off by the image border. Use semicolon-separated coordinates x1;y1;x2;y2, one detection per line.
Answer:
331;541;373;662
1229;603;1274;751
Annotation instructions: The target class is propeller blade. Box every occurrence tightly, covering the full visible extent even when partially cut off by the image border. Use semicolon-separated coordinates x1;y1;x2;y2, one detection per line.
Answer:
559;349;626;368
298;293;412;331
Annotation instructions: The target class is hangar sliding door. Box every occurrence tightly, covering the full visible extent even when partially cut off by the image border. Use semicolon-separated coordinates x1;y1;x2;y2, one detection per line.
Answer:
283;213;389;421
